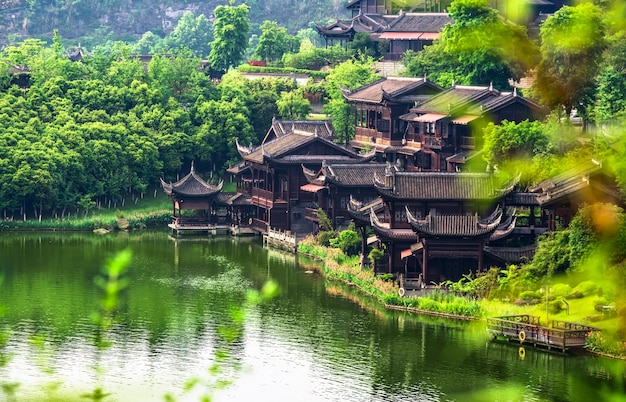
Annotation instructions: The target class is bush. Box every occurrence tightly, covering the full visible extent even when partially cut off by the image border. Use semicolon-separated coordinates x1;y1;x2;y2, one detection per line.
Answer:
548;300;563;314
316;230;337;247
329;229;360;256
519;290;541;301
378;273;394;282
572;280;598;296
551;283;573;298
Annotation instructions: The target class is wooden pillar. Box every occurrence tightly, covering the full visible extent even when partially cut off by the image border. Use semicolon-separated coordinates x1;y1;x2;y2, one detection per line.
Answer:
422;240;428;283
387;241;393;274
478;242;483;272
360;225;367;269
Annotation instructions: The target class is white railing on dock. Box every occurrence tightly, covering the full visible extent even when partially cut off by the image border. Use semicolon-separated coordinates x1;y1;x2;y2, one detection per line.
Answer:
264;227;297;251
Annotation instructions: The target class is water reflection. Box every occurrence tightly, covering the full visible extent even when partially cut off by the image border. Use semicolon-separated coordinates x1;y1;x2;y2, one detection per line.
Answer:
0;232;624;401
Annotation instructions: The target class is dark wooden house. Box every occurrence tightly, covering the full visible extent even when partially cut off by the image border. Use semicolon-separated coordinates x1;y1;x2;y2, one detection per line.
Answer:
160;162;224;229
346;77;443;162
529;159;622;231
377;12;452;60
302;162;388;229
229;120;375;234
316;6;452;60
350;168;517;283
400;85;548;172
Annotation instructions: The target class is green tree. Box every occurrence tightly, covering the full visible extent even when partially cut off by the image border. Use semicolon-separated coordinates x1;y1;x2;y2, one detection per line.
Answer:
482;120;549;168
595;32;626;124
165;11;213;58
533;3;606;117
323;58;380;143
133;31;164;55
276;90;311;120
403;0;536;88
253;20;298;63
208;4;251;74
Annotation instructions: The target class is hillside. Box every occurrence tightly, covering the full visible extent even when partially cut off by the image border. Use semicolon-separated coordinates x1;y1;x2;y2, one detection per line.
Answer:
0;0;348;48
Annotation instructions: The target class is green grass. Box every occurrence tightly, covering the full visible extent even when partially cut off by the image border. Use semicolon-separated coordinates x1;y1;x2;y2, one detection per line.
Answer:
0;190;172;231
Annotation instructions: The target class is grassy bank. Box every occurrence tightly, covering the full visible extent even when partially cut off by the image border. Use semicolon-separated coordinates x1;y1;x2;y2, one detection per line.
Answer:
0;192;172;231
298;236;483;319
297;235;626;358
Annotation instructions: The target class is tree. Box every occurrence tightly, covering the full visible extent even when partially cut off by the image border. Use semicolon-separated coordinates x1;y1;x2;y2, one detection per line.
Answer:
482;120;549;168
165;11;213;58
208;4;250;74
594;32;626;124
276;90;311;120
323;58;380;143
533;3;606;117
253;20;298;63
403;0;536;88
133;31;164;55
348;32;380;59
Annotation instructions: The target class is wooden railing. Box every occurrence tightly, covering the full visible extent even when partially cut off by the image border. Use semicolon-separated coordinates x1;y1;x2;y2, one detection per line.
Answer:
251;187;274;202
486;315;598;351
251;217;268;233
460;136;475;148
423;136;442;149
264;227;297;252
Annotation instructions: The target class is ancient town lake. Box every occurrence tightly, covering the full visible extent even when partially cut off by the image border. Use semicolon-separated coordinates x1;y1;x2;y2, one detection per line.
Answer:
0;231;624;401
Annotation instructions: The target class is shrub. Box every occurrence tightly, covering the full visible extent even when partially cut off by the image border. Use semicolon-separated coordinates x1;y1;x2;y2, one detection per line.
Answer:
378;273;394;282
572;280;598;296
551;283;573;298
519;290;541;301
329;229;360;256
548;300;563;314
316;230;337;247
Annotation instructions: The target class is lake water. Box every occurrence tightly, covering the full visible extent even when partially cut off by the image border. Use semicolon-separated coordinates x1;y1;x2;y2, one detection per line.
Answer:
0;231;624;401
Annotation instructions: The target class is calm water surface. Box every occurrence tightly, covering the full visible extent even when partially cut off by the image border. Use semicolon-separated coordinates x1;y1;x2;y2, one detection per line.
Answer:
0;231;624;402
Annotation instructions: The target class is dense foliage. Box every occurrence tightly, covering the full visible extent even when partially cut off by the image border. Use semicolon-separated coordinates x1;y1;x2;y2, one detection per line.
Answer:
0;35;305;219
403;0;536;88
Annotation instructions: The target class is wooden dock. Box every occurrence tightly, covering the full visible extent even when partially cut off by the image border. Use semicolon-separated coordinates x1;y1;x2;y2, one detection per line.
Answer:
168;222;258;237
263;227;298;252
486;315;599;352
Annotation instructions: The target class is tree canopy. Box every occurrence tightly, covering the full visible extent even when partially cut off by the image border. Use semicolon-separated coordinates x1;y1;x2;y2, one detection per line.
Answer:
533;3;606;117
208;4;251;74
403;0;536;88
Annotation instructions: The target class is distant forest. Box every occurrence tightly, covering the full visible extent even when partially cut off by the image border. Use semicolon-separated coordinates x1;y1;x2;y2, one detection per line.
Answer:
0;0;349;49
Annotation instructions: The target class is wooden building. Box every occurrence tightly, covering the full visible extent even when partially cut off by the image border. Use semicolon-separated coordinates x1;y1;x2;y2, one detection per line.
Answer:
301;162;388;229
400;85;548;172
377;13;452;60
346;77;443;162
529;159;622;231
316;8;452;60
350;168;517;282
228;120;375;234
160;162;224;231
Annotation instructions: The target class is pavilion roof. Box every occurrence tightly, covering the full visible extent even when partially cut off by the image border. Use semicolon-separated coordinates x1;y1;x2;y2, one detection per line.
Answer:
305;162;389;187
384;12;452;33
373;171;517;201
160;162;223;197
343;77;441;104
238;130;375;165
406;206;503;238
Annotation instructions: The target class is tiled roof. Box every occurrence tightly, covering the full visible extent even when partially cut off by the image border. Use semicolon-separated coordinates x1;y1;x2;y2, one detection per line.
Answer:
375;172;511;200
484;245;537;264
385;13;452;32
409;213;501;237
412;85;498;115
161;162;223;197
265;119;335;142
344;77;434;103
323;163;388;186
243;131;372;165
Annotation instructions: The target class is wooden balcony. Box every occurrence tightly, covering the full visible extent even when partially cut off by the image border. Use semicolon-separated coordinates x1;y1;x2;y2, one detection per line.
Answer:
423;136;443;149
250;187;287;208
460;136;475;149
